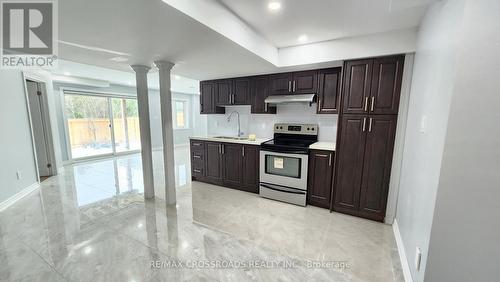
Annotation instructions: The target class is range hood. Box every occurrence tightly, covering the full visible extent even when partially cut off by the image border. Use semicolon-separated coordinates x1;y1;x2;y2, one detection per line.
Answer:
264;94;316;106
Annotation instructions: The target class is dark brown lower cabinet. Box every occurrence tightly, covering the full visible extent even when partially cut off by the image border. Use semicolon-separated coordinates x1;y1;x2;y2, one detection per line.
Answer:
190;140;259;193
333;115;397;222
307;150;335;209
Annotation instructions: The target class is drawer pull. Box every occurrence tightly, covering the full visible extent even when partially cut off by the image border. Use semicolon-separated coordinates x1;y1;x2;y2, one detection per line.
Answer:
193;169;201;173
193;155;202;159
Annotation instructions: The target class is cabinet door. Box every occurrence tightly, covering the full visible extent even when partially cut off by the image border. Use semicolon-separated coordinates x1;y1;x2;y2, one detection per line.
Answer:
358;115;397;221
216;80;232;105
334;115;367;213
307;150;334;208
205;142;223;183
292;70;318;94
369;56;404;115
200;81;215;114
222;143;243;187
233;78;250;105
342;59;373;114
317;68;341;114
251;76;276;114
242;145;259;193
269;72;293;95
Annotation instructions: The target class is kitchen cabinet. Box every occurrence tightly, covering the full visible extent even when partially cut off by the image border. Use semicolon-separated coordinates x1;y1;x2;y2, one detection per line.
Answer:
200;81;224;114
205;142;223;184
216;79;233;106
317;68;341;114
251;75;276;114
333;115;397;222
307;149;335;209
268;70;318;95
268;72;293;95
342;55;404;115
190;139;260;193
369;56;404;115
232;77;251;105
342;59;373;114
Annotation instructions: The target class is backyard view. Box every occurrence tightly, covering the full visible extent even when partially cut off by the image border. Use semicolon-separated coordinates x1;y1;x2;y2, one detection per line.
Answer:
64;94;141;159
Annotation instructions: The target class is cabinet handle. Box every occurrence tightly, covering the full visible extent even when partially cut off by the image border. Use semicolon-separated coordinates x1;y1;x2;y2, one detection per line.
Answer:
293;80;296;92
288;81;292;92
242;146;245;157
218;144;221;154
329;153;332;167
194;169;201;173
369;117;373;132
364;97;369;112
265;103;268;112
318;100;321;112
192;142;201;146
362;117;367;132
193;155;202;159
371;97;375;112
222;144;225;154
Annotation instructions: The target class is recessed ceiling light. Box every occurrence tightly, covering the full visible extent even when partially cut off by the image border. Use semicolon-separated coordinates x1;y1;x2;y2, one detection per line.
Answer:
298;34;308;43
110;56;129;62
268;1;281;11
174;75;181;80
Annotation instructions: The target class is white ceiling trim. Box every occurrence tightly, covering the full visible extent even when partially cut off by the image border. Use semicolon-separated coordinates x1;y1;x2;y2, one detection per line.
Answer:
162;0;279;65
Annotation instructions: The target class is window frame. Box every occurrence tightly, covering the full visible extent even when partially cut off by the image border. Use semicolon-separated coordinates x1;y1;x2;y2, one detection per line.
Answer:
172;99;189;130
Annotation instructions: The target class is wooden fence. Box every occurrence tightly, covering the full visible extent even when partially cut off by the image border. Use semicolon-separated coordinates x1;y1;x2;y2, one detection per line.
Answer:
68;118;140;147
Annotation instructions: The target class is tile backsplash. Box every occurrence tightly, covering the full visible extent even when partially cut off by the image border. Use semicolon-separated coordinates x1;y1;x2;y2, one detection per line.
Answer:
207;103;338;142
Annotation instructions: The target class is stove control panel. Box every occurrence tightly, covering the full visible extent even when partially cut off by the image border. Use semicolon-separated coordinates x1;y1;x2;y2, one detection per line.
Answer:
274;123;318;135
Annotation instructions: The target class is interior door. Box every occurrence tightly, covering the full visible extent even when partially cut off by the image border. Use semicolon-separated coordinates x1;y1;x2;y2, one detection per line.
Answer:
26;81;52;177
369;56;405;115
334;115;367;212
342;59;373;114
358;115;397;221
64;94;113;159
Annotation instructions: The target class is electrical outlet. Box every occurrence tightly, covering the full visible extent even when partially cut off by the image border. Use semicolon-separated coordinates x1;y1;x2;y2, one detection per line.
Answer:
16;171;21;180
415;247;422;271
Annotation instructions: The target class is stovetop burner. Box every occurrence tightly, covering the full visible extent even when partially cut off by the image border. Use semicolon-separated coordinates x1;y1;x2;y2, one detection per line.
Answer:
260;123;318;154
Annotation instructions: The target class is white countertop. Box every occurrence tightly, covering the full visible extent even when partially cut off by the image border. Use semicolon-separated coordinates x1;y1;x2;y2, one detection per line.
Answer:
190;136;270;146
309;142;336;151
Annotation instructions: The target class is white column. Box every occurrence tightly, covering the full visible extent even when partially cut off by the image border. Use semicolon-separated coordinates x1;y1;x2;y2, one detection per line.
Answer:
130;65;155;199
154;60;176;205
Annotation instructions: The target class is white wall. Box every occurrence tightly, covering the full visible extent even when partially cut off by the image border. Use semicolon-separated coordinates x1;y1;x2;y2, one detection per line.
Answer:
424;0;500;281
206;104;337;141
394;0;465;281
0;71;38;202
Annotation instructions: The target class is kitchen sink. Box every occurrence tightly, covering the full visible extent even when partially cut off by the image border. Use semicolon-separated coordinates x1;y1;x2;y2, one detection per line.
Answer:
213;136;250;140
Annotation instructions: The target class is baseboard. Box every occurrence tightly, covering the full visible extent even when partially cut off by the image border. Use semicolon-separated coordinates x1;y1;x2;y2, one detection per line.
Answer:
0;182;40;212
393;219;413;282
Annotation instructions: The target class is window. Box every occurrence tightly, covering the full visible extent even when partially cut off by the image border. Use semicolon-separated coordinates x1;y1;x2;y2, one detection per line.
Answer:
173;100;188;129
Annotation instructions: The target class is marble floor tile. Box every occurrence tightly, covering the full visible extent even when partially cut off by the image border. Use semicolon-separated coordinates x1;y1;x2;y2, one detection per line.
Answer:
0;147;402;281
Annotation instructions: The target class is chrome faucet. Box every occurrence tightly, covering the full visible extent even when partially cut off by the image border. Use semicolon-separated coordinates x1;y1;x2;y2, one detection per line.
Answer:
227;111;243;137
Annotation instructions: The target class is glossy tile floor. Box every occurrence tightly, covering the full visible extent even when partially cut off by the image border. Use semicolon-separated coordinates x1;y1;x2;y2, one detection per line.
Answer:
0;146;403;282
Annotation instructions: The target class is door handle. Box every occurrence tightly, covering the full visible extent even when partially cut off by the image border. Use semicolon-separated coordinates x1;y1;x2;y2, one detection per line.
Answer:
329;153;332;166
369;117;373;132
362;117;367;132
371;97;375;112
293;80;296;92
288;81;292;92
364;97;369;112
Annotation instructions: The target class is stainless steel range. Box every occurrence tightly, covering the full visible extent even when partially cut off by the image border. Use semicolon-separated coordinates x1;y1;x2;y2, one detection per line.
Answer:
259;123;318;206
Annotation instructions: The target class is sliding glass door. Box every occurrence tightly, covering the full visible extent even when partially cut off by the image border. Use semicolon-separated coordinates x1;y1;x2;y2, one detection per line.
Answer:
64;92;141;160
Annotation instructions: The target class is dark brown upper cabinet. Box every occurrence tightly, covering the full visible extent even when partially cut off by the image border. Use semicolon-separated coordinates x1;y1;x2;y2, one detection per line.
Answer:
269;72;293;95
343;55;404;115
342;59;373;114
317;67;341;114
307;149;335;209
216;79;233;106
200;81;224;114
293;70;318;94
333;114;397;222
369;56;404;115
268;70;318;95
251;75;276;114
232;77;251;105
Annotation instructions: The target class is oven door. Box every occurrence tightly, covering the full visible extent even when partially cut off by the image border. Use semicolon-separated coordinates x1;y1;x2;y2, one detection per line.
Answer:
259;150;309;190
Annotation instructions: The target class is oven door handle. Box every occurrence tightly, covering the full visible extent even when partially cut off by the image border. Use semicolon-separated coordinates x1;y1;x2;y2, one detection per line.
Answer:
260;183;306;195
260;147;309;155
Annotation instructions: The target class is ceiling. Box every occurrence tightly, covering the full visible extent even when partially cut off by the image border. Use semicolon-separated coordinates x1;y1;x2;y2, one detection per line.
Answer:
219;0;433;48
56;0;433;81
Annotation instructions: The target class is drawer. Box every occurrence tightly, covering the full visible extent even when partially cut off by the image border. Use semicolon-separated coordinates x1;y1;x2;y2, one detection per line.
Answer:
190;140;205;151
192;165;204;178
191;150;205;162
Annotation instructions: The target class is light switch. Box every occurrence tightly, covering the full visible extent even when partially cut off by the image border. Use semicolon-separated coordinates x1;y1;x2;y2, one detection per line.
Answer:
16;171;21;180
